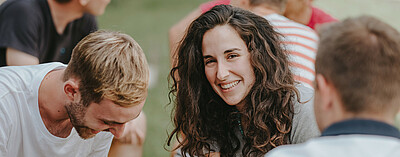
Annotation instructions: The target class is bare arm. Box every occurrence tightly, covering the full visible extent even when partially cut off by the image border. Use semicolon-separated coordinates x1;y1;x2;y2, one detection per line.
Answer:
168;7;203;67
108;111;147;157
6;48;39;66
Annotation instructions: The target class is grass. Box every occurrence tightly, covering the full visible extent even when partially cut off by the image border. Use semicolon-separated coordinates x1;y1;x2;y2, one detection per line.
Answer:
98;0;207;156
97;0;400;156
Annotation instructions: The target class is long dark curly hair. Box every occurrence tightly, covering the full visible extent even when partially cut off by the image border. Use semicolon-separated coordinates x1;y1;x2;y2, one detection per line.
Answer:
168;5;299;157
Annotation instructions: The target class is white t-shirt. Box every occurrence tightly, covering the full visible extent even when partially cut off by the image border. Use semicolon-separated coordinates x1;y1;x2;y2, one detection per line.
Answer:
0;62;113;157
265;134;400;157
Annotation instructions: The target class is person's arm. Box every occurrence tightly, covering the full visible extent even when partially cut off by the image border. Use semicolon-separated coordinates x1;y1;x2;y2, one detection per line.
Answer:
0;1;41;66
87;132;114;157
6;48;39;66
108;111;147;157
168;7;203;67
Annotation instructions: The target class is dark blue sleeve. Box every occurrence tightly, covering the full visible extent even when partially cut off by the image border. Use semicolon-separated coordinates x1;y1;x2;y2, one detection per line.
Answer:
0;1;41;58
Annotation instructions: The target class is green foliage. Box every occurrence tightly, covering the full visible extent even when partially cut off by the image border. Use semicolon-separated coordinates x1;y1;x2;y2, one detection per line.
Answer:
98;0;205;156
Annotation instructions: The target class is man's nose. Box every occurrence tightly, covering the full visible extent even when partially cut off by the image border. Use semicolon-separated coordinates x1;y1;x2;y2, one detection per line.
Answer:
109;123;126;138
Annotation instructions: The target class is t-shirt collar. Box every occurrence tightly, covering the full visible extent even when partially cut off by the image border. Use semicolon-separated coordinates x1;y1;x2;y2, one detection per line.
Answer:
321;119;400;139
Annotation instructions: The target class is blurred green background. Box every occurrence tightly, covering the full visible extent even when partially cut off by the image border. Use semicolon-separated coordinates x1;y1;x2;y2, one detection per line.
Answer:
97;0;400;156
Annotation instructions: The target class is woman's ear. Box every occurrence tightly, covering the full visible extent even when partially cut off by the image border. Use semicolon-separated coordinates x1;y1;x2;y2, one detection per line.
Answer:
64;79;80;102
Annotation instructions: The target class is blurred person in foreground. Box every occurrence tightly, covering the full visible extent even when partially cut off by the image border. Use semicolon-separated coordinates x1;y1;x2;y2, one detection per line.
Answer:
265;16;400;157
0;30;149;157
168;5;319;157
0;0;147;155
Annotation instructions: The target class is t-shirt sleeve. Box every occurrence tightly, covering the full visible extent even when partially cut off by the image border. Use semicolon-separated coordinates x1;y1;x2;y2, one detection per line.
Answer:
290;85;320;144
307;6;338;30
88;132;113;157
200;0;231;13
0;1;40;57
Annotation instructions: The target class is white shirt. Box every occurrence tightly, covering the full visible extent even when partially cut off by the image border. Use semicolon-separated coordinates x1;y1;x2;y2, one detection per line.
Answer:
0;63;113;157
265;135;400;157
265;119;400;157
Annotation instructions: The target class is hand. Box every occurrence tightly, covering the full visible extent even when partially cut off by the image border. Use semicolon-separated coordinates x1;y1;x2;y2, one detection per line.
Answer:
114;111;146;145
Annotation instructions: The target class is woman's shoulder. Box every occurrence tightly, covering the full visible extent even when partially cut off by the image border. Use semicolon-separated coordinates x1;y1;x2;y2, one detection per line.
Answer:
291;84;320;144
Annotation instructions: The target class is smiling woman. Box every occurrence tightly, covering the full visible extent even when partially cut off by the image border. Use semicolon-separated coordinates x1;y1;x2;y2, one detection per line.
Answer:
202;25;255;111
168;5;319;157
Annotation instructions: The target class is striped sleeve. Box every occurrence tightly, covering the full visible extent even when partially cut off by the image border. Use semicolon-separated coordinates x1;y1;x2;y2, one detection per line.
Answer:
267;15;319;89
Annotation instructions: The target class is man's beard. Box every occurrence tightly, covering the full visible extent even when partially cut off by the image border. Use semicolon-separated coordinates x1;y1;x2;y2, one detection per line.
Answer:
65;101;97;139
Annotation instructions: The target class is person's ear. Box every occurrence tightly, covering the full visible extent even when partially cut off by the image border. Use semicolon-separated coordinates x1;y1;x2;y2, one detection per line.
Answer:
315;74;334;111
78;0;90;6
64;79;80;102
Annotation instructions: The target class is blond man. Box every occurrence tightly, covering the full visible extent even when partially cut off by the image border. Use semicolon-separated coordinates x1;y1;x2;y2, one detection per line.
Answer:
0;30;149;157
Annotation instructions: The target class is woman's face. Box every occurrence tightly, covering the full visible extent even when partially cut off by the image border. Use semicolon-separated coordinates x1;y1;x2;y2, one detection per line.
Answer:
202;24;255;110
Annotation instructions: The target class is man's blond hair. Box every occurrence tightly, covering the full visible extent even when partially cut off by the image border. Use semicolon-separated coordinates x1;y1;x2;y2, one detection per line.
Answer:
64;30;149;107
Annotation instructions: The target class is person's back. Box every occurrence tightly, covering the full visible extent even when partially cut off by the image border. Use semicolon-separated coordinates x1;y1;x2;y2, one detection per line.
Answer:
265;15;400;157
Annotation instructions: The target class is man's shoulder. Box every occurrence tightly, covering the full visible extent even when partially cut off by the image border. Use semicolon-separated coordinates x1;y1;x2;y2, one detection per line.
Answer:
267;135;400;157
0;63;65;94
265;14;317;35
266;137;341;157
0;0;44;34
0;0;41;17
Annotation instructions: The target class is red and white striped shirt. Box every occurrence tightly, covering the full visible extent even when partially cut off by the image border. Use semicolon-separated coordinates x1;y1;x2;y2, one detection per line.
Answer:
265;14;319;89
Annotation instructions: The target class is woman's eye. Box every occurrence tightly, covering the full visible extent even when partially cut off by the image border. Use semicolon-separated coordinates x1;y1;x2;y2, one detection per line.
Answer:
227;54;238;59
205;59;216;65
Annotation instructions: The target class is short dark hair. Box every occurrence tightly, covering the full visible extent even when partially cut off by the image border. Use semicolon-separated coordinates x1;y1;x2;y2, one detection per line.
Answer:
316;16;400;115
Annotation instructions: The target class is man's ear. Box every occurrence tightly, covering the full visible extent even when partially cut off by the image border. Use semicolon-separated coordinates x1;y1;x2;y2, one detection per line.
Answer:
64;79;80;102
78;0;89;6
315;74;334;111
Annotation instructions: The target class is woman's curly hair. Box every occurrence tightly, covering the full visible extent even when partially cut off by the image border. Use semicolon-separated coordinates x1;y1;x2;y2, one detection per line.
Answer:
168;5;299;157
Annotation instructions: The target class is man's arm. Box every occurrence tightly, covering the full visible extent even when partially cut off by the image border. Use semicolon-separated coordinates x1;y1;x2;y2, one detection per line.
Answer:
6;48;39;66
0;1;41;66
108;111;147;157
168;7;202;67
